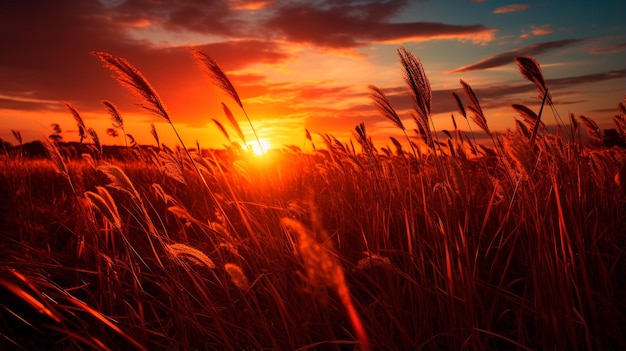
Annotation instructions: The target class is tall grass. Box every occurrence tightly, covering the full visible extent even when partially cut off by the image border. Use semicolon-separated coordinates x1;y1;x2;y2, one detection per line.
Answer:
0;47;624;350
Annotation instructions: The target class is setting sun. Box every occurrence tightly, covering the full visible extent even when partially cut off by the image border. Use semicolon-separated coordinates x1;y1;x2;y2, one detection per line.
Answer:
247;139;271;155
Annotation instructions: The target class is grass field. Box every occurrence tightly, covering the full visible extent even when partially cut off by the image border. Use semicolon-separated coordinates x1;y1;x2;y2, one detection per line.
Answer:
1;47;625;350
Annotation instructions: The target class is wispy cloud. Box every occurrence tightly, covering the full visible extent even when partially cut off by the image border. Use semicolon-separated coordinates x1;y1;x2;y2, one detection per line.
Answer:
450;39;584;73
590;42;626;54
520;25;554;39
493;3;530;14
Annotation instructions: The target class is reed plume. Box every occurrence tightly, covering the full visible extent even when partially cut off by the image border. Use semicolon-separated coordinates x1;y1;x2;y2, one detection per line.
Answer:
150;123;160;149
398;46;431;125
460;80;490;135
189;48;242;108
166;243;215;269
87;127;102;154
452;92;467;119
63;101;86;142
224;263;250;291
515;56;550;101
512;103;545;131
102;100;127;148
580;115;603;145
93;52;170;122
84;186;122;231
44;138;73;192
97;164;141;203
368;85;404;130
11;130;22;145
222;102;246;144
190;47;263;153
212;118;231;142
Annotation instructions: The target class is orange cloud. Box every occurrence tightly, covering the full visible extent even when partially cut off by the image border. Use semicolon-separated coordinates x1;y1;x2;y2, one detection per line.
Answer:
493;3;530;14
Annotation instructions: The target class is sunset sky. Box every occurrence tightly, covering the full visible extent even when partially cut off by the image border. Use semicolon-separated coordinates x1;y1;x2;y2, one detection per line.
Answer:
1;0;624;150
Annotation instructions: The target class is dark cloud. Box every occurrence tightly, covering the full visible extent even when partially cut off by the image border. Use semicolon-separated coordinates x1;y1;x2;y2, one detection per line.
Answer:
110;0;247;37
547;69;626;88
0;0;289;127
264;1;496;48
450;39;585;73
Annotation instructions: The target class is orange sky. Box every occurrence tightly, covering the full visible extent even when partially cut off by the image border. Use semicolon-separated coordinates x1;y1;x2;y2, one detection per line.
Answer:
1;1;624;151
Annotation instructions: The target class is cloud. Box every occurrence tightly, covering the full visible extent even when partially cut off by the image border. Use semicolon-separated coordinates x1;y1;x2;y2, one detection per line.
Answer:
493;3;530;14
547;69;626;88
264;1;497;48
0;0;290;126
450;39;584;73
520;25;554;39
590;42;626;54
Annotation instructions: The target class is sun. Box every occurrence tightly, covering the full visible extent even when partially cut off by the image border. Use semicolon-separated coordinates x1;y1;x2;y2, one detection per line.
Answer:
246;139;271;155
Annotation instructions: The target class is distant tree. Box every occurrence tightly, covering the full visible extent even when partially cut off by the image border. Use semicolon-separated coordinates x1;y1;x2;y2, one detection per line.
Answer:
49;123;63;143
107;127;119;138
51;124;62;134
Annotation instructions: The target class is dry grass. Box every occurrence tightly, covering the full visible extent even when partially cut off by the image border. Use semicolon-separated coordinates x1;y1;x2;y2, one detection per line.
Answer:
1;47;625;350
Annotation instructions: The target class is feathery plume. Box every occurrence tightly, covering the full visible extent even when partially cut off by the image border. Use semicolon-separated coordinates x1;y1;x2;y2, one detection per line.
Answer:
97;164;141;202
63;101;86;143
460;80;490;134
190;47;242;108
512;103;545;130
368;85;404;130
515;56;550;101
87;128;102;154
44;138;71;188
579;115;602;145
452;92;467;119
222;102;245;143
224;263;250;291
103;100;124;130
92;51;170;122
167;243;215;269
398;46;431;125
11;130;22;145
212;118;231;142
150;123;160;149
84;186;122;231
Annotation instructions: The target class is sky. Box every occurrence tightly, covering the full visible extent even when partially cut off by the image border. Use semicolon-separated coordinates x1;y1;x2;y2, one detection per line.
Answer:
1;0;624;151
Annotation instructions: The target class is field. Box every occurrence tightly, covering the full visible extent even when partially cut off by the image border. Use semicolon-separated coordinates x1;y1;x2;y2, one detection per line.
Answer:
1;48;625;350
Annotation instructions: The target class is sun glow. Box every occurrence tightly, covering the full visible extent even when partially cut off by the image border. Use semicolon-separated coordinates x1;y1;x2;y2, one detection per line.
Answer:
247;139;271;155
